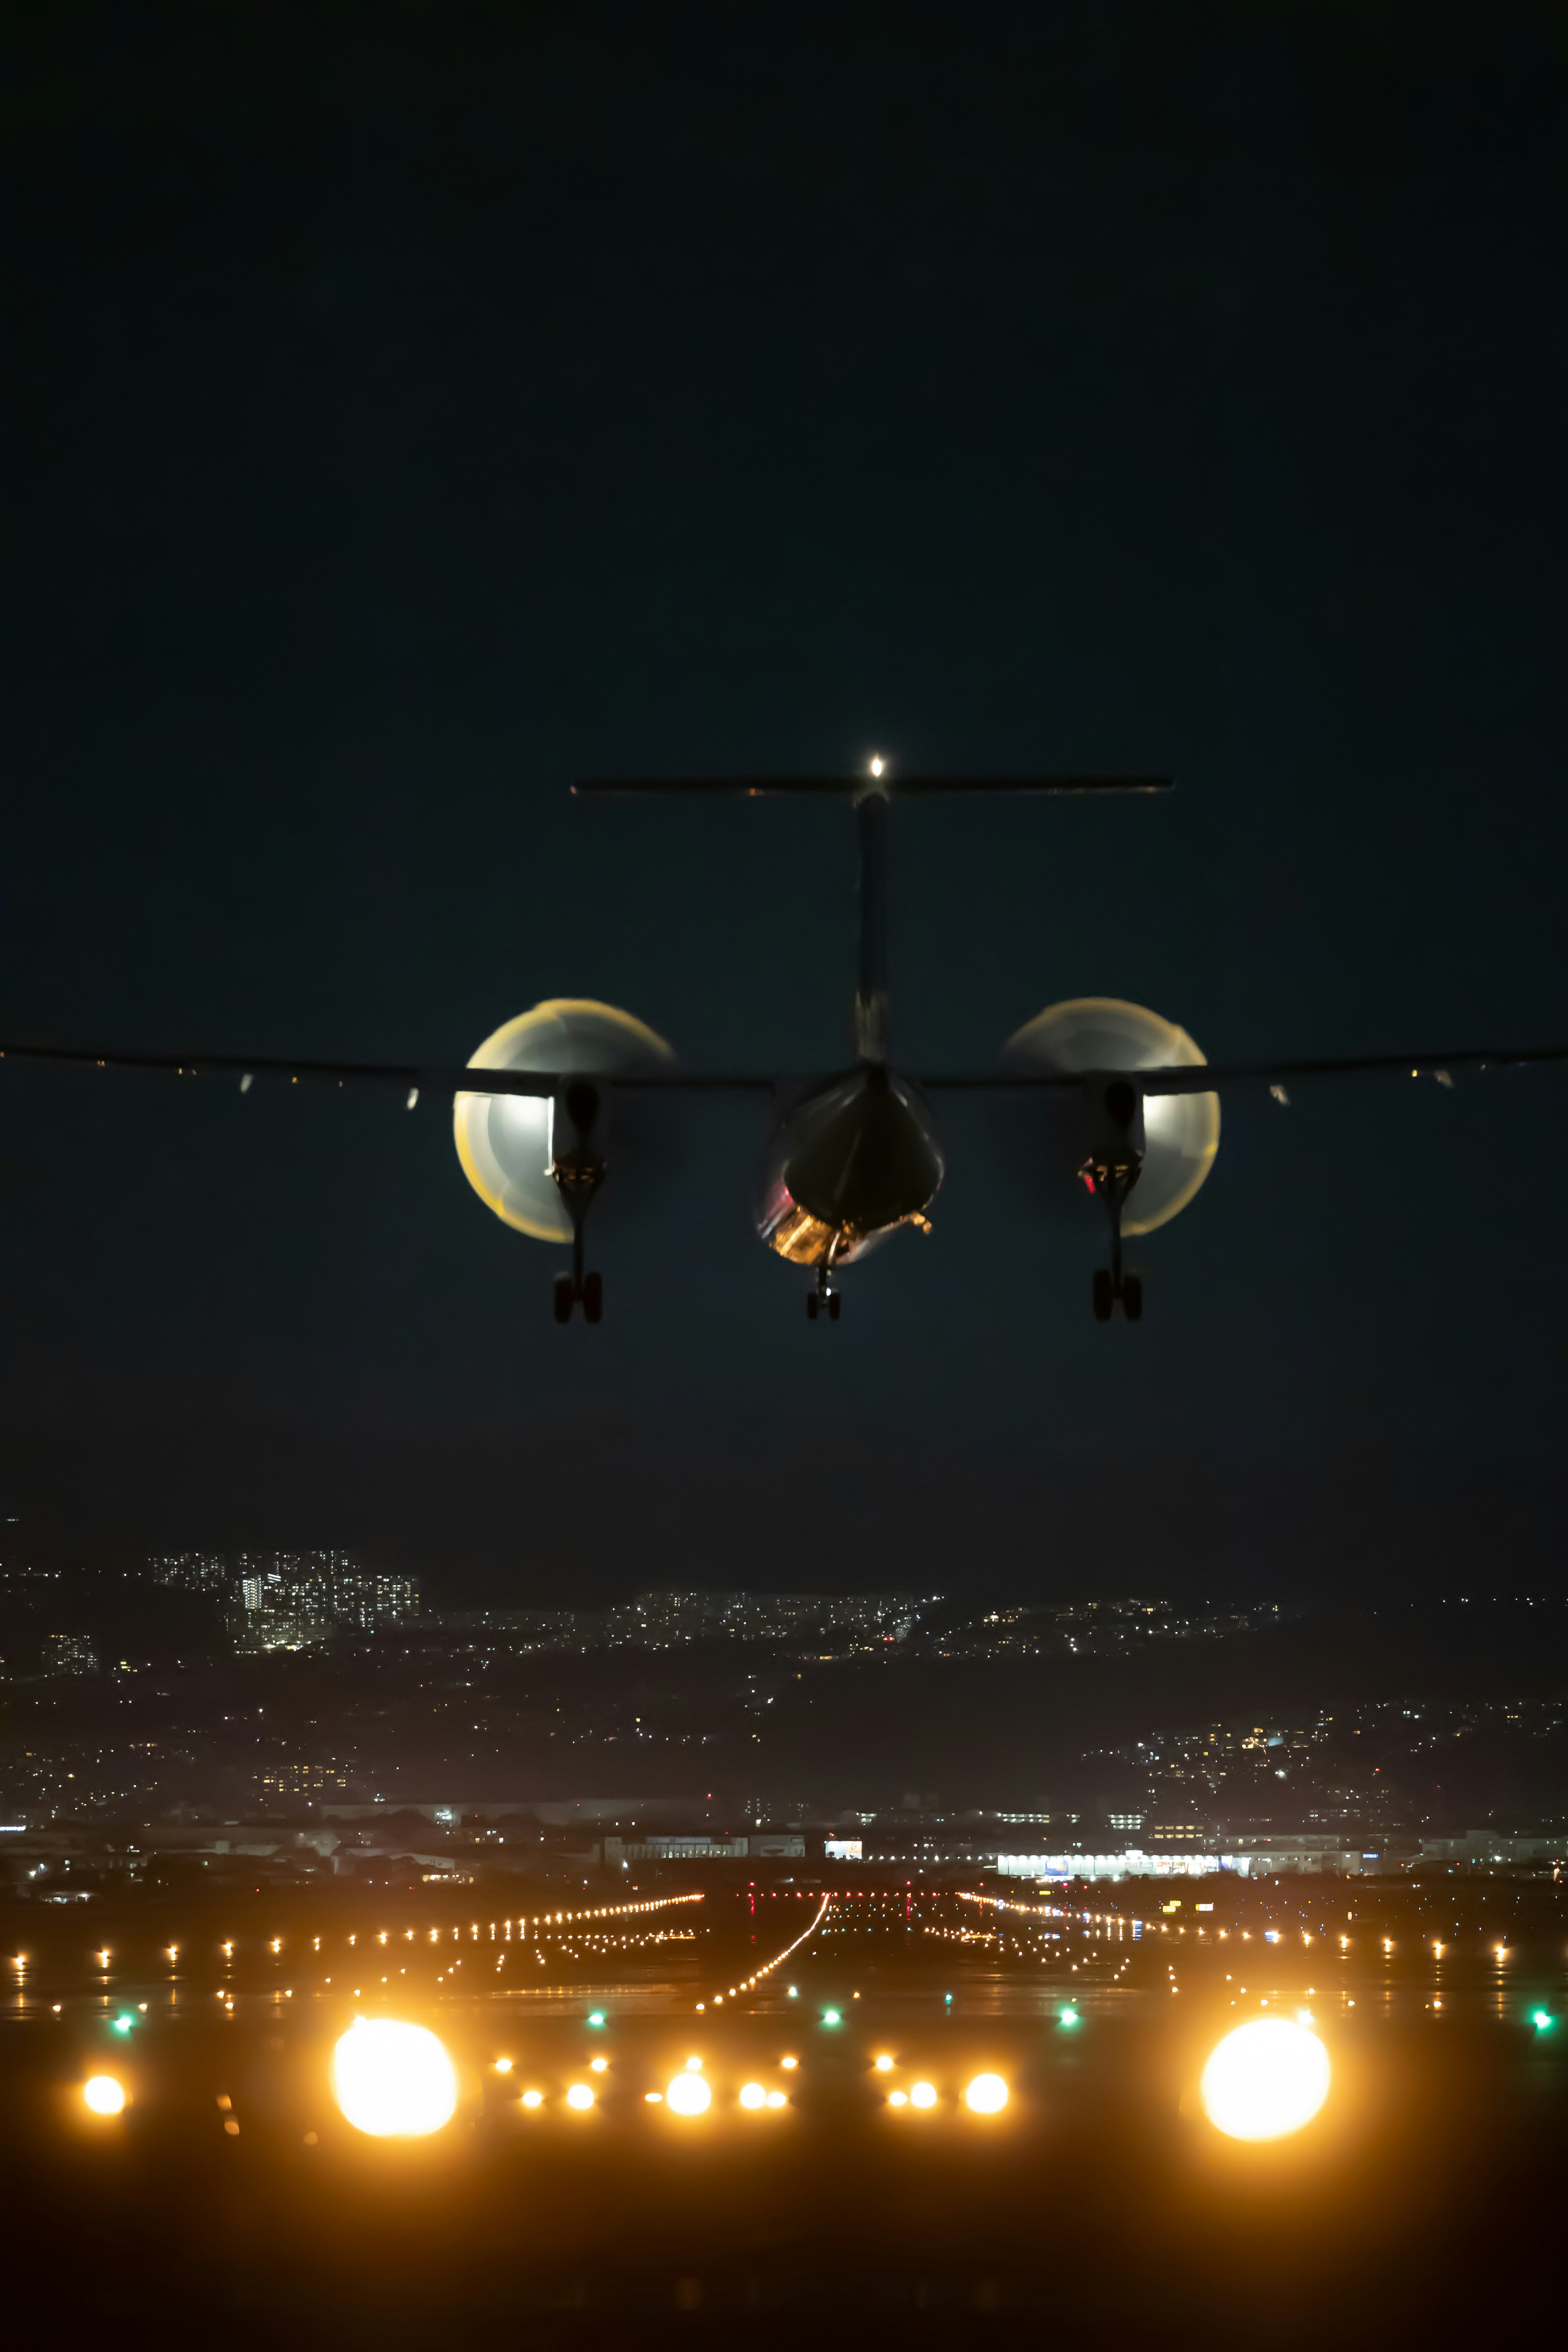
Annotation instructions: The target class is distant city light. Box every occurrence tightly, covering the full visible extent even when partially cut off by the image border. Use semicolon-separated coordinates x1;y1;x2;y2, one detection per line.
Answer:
332;2019;458;2138
1201;2020;1330;2142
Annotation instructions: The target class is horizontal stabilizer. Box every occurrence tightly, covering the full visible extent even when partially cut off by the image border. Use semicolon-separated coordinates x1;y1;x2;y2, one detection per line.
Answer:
573;775;1173;796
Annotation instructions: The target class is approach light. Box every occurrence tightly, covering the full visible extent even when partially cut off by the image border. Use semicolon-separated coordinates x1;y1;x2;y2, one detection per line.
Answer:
331;2018;458;2138
738;2082;766;2109
888;2090;909;2109
83;2076;125;2116
521;2089;543;2109
874;2055;894;2072
766;2090;786;2108
565;2083;595;2110
910;2081;938;2109
666;2073;711;2116
1200;2019;1330;2142
964;2073;1009;2114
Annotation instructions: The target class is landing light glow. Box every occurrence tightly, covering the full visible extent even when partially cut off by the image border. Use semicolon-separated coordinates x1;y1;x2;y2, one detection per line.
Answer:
1201;2019;1331;2142
331;2018;458;2138
666;2073;711;2116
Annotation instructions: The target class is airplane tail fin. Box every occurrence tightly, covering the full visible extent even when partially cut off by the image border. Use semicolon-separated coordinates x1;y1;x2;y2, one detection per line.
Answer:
573;768;1173;1065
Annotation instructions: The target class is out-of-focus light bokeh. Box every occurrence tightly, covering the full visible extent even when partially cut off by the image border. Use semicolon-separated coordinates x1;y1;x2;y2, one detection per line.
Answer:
82;2076;125;2116
666;2073;711;2116
964;2073;1009;2114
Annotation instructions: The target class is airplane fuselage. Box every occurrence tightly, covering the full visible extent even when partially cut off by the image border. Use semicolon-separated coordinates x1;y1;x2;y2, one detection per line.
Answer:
756;1064;944;1272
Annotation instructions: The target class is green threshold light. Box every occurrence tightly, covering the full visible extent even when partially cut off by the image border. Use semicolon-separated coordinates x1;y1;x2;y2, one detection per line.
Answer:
112;2014;136;2035
587;2011;606;2027
822;2009;842;2027
1532;2010;1555;2031
1060;2007;1080;2029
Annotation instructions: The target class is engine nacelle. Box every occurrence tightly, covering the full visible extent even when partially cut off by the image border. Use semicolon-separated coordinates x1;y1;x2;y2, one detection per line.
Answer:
453;999;675;1241
1004;997;1219;1234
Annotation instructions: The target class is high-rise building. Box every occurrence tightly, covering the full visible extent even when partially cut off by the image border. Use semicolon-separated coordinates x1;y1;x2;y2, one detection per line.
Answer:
147;1553;232;1595
227;1553;420;1651
43;1633;97;1676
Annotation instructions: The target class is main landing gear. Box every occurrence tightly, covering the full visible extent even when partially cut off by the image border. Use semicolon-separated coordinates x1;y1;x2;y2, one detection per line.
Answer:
554;1265;603;1325
1085;1144;1144;1323
551;1080;605;1325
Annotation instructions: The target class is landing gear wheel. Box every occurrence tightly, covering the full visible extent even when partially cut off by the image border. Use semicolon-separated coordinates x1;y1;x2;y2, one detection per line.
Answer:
582;1272;603;1325
827;1292;842;1322
553;1274;574;1325
806;1292;820;1321
1122;1273;1143;1322
1092;1269;1114;1323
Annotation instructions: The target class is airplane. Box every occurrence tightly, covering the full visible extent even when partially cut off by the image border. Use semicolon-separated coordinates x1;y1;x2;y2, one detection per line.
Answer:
3;756;1565;1325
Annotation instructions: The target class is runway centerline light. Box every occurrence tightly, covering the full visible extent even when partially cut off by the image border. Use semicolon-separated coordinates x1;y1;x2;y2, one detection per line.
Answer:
83;2076;125;2116
666;2072;711;2116
965;2073;1009;2114
1200;2019;1330;2142
332;2019;458;2138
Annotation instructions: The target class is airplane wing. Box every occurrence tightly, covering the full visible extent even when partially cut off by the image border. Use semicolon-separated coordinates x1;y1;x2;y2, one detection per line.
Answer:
0;1037;1564;1100
917;1044;1568;1094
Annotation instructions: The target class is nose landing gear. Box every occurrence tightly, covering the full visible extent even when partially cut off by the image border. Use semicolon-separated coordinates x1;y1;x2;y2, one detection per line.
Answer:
806;1254;843;1322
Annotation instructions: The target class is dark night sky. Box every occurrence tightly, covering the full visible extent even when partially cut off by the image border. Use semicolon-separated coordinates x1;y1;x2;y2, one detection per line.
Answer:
2;1;1565;1602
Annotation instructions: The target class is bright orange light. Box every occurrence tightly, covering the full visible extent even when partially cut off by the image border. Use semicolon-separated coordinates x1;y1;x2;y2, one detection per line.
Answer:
565;2084;595;2111
1201;2020;1330;2141
666;2073;711;2116
83;2076;125;2116
910;2081;938;2110
332;2019;457;2138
